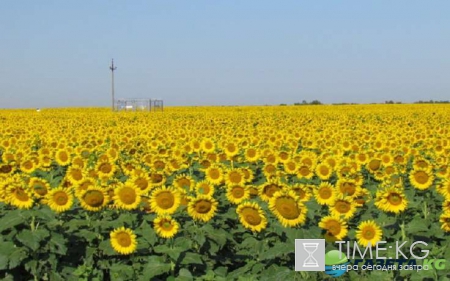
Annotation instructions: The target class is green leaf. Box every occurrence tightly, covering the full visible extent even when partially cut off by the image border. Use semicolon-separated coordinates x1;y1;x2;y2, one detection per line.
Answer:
260;265;296;281
259;243;292;261
228;261;256;279
16;229;41;251
140;256;171;280
8;247;28;269
141;221;157;246
181;252;203;265
214;266;228;277
407;219;430;233
177;268;193;281
154;245;183;261
0;210;25;232
99;240;116;256
240;236;259;249
174;237;192;251
205;228;227;249
49;233;68;255
78;229;98;242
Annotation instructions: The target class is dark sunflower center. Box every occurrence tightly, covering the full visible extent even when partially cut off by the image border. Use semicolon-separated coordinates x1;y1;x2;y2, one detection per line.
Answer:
241;207;262;226
194;200;212;214
275;197;300;219
156;191;175;209
118;187;137;204
116;232;132;247
83;190;104;207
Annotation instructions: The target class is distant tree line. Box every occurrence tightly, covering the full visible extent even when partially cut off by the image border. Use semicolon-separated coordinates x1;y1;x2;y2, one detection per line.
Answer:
414;100;450;104
293;100;322;105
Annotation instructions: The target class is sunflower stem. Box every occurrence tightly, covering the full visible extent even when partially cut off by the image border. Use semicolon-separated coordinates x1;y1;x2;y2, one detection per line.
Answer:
30;215;36;231
400;214;406;241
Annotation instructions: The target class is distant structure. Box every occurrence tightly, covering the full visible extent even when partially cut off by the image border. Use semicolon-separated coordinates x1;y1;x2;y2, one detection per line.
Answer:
115;98;164;112
109;59;117;111
109;59;164;112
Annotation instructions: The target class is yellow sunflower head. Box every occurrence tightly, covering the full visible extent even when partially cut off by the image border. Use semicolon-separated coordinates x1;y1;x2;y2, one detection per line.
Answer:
154;216;180;239
319;216;348;242
195;181;215;196
236;201;267;232
46;188;73;213
110;227;137;255
113;182;141;210
314;182;336;206
150;186;180;215
187;195;218;222
79;186;109;212
226;184;250;205
356;220;383;247
409;168;434;190
268;190;307;228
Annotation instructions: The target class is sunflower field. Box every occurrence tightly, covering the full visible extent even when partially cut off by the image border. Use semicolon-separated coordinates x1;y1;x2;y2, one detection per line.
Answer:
0;105;450;281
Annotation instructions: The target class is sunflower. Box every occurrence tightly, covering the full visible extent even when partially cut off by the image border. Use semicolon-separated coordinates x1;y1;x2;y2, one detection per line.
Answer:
201;138;216;153
187;195;218;222
374;187;408;214
195;181;215;196
356;220;383;247
240;168;254;183
315;163;333;180
113;182;141;210
329;196;358;219
440;213;450;232
314;182;336;205
0;163;15;175
79;186;109;211
29;177;50;198
225;169;245;186
244;147;260;162
366;159;382;173
150;186;180;215
409;168;434;190
130;174;152;194
154;216;180;238
268;190;307;227
262;163;278;179
74;177;96;197
226;184;250;204
149;172;166;187
66;166;86;185
236;202;267;232
8;186;34;209
290;184;312;202
436;179;450;200
442;200;450;214
205;165;224;185
258;180;284;202
53;148;71;166
335;178;360;198
173;174;194;191
46;188;73;213
96;160;116;178
319;216;348;242
223;142;239;158
284;160;298;175
110;227;137;255
71;156;86;169
20;159;35;174
297;165;314;179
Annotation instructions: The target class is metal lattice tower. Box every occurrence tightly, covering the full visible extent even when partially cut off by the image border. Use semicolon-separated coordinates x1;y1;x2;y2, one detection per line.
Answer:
109;59;117;111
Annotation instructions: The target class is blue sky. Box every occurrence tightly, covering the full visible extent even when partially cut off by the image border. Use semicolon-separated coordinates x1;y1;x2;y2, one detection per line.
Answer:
1;1;449;108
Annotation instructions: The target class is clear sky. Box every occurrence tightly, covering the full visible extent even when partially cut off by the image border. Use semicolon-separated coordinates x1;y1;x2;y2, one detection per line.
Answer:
1;1;449;108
